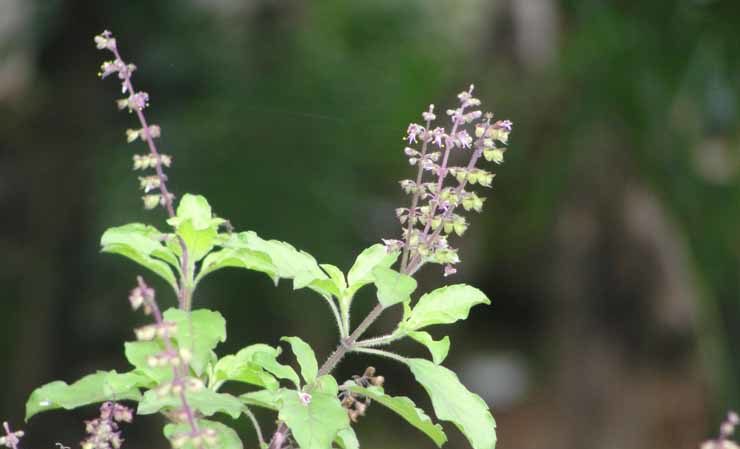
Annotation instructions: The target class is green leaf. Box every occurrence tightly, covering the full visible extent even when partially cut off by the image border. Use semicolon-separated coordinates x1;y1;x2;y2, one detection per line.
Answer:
334;427;359;449
372;266;417;308
402;285;490;331
176;219;218;263
407;331;450;365
124;341;172;385
168;194;224;230
320;264;347;294
138;388;243;419
166;194;228;264
252;350;301;389
240;389;280;411
100;223;179;290
281;336;319;385
313;375;339;395
346;244;400;297
224;232;327;289
406;358;496;449
26;371;144;421
164;419;243;449
346;383;447;447
196;247;276;284
277;388;349;449
214;355;279;390
164;308;227;376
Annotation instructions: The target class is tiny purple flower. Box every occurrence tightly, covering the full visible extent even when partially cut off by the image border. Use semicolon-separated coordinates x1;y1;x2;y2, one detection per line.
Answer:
457;130;473;149
406;123;424;144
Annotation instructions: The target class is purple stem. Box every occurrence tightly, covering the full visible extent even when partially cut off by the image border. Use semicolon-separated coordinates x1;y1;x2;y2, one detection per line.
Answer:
400;113;433;273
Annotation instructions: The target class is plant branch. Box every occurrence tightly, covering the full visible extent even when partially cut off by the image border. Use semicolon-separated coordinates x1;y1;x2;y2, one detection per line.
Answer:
102;32;193;310
354;332;402;348
242;405;266;449
322;295;346;338
352;347;409;364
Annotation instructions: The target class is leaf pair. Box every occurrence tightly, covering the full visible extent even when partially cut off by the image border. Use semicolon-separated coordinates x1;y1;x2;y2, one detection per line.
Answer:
101;194;276;295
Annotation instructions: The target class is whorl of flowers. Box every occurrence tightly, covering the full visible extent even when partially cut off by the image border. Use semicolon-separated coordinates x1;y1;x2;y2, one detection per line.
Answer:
94;30;175;215
0;422;23;449
388;85;513;276
702;411;740;449
80;402;133;449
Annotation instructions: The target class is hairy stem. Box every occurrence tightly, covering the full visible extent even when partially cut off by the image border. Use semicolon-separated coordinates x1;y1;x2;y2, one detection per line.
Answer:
354;332;401;348
352;347;408;364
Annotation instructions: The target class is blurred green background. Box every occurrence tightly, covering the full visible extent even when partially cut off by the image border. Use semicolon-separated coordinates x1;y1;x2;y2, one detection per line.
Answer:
2;0;740;448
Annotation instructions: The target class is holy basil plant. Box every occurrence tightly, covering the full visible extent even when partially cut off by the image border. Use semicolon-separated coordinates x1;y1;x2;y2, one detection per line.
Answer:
11;30;513;449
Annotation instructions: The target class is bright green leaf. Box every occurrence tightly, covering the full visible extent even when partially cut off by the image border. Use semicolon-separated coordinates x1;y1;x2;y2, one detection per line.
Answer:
320;264;347;293
222;232;327;289
281;337;319;385
124;341;172;385
196;247;276;284
402;285;490;331
164;419;243;449
100;223;179;290
138;388;243;419
406;358;496;449
167;194;224;231
313;375;339;396
346;245;399;296
213;344;281;391
240;389;280;411
334;427;359;449
346;383;447;447
407;331;451;364
372;266;417;308
166;194;227;264
176;219;217;263
164;308;227;376
26;371;144;421
277;388;349;449
213;355;279;391
252;350;301;389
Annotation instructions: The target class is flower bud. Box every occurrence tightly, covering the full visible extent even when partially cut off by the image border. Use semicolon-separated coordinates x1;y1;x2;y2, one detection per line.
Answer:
134;324;157;341
299;392;312;406
126;129;140;143
142;194;162;210
483;148;504;164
